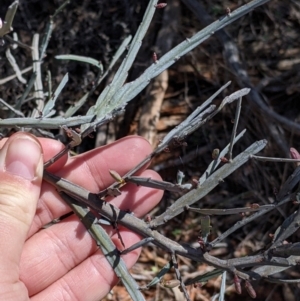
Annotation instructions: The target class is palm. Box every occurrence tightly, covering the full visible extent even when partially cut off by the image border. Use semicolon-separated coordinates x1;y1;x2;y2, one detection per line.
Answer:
8;136;162;300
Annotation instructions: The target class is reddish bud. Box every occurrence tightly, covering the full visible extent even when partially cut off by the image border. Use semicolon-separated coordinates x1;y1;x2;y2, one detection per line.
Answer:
62;126;73;138
234;275;242;294
245;280;256;299
153;52;158;63
197;237;206;250
191;178;199;188
290;147;300;159
155;3;167;9
145;215;152;222
220;157;229;163
290;147;300;166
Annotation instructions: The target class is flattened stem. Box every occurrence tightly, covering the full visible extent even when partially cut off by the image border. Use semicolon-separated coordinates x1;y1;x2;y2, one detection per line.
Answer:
126;176;191;193
150;140;267;228
59;191;146;301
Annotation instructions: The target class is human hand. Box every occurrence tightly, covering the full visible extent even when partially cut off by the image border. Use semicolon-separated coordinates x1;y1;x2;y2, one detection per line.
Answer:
0;132;163;300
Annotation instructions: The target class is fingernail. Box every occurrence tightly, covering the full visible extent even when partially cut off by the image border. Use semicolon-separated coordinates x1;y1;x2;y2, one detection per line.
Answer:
5;137;42;180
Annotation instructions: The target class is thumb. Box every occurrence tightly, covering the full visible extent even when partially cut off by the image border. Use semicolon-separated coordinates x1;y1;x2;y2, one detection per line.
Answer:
0;132;43;284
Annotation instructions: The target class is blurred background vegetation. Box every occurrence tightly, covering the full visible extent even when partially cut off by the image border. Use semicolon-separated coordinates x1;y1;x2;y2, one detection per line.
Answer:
1;0;300;300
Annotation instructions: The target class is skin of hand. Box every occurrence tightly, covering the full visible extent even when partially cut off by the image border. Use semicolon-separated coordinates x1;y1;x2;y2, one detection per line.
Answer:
0;132;163;301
